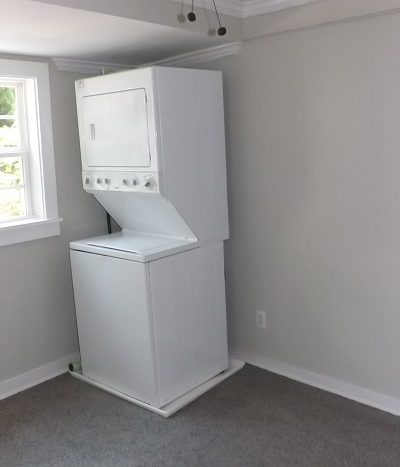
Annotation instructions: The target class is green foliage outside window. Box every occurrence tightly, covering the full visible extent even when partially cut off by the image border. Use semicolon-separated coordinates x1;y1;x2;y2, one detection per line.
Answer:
0;86;16;127
0;86;25;218
0;159;21;185
0;159;24;218
0;86;19;147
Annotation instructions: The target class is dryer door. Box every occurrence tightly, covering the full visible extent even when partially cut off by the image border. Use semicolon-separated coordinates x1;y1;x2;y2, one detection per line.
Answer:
82;87;150;168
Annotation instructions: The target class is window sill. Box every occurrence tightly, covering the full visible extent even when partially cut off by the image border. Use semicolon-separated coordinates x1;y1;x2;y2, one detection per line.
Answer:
0;217;63;247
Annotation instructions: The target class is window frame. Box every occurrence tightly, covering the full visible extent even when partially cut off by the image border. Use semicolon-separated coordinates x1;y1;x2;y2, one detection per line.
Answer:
0;59;61;246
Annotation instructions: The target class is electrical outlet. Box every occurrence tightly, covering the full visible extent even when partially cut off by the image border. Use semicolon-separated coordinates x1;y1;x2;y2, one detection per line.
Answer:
256;310;266;329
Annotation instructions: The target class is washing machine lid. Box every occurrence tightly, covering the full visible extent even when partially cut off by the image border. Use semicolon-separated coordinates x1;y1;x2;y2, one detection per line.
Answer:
70;230;197;262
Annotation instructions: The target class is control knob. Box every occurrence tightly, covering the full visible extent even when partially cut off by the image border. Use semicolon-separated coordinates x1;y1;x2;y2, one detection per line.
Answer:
96;177;102;184
84;176;91;185
144;175;154;188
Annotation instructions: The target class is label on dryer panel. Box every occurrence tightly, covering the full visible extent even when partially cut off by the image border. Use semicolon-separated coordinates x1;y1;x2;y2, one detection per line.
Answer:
82;171;160;193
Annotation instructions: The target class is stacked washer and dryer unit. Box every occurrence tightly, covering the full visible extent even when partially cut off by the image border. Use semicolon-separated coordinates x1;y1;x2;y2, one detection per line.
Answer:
69;66;243;417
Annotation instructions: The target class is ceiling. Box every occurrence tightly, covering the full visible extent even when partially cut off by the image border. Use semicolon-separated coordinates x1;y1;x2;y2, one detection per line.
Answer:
0;0;235;65
0;0;322;67
178;0;321;18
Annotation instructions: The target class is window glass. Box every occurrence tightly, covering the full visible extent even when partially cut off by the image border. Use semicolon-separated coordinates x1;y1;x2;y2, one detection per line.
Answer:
0;157;26;220
0;156;24;187
0;86;20;149
0;84;27;222
0;187;26;219
0;120;20;149
0;86;16;115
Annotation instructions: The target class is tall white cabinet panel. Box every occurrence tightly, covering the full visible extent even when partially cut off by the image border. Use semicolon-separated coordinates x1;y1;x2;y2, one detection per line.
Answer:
82;88;150;168
156;67;229;245
149;243;229;406
70;250;159;406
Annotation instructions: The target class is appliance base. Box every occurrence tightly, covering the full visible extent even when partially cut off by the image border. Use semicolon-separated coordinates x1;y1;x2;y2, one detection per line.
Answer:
69;358;244;417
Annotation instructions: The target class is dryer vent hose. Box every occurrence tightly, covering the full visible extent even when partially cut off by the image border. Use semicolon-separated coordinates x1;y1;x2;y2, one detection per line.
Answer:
106;211;112;234
68;361;82;372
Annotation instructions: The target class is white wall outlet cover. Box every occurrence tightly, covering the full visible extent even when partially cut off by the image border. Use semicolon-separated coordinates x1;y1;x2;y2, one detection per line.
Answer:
256;310;266;329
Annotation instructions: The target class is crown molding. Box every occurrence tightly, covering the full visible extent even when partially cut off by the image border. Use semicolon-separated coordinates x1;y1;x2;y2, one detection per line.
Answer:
52;42;243;73
178;0;320;18
242;0;320;17
52;58;133;75
147;41;243;67
182;0;244;17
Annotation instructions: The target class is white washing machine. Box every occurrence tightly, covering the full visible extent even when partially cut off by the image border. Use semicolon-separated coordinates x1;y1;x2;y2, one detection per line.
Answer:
70;66;243;416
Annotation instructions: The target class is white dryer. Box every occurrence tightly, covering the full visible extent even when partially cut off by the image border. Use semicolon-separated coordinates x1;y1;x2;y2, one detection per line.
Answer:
70;66;243;416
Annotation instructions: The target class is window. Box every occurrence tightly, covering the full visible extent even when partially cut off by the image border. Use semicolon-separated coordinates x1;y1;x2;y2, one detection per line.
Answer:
0;59;61;246
0;81;30;219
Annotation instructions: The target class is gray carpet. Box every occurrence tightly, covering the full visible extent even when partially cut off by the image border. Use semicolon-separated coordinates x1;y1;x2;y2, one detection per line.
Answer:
0;365;399;467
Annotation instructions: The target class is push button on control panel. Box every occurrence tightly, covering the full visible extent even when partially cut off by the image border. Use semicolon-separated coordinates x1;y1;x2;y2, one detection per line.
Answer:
122;177;138;186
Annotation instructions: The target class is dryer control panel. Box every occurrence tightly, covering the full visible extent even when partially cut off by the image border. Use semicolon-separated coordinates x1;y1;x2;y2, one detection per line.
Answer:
82;171;159;193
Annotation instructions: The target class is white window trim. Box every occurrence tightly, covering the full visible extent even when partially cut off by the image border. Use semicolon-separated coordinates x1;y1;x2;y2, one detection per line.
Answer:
0;59;61;246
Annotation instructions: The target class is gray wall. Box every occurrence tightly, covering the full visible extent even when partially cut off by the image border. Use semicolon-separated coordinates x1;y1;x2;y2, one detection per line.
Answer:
0;58;106;383
205;11;400;398
3;8;400;402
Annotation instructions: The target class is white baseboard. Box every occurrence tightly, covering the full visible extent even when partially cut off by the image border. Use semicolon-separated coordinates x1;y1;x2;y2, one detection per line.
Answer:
2;350;399;417
0;352;80;401
239;351;400;416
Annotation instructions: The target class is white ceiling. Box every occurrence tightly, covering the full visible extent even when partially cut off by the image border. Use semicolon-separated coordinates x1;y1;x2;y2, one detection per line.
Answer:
0;0;322;66
0;0;229;65
179;0;322;18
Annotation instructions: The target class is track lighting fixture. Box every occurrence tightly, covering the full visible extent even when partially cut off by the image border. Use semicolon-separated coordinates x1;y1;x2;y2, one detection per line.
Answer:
178;1;227;36
187;1;196;22
212;0;226;36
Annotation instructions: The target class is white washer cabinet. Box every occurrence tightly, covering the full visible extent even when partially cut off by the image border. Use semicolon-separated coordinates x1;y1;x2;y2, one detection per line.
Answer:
71;243;229;409
70;66;243;416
